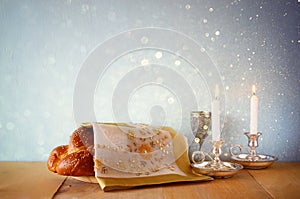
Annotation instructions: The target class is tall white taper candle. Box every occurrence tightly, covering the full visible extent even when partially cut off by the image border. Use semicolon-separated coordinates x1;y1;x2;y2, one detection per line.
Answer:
212;85;221;141
250;85;258;134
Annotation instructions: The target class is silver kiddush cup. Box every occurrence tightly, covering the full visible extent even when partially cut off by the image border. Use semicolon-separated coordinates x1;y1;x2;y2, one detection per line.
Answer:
188;111;211;162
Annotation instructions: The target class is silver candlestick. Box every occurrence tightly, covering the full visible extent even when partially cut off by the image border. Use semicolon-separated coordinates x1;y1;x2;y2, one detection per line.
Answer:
209;140;224;169
245;132;261;160
230;132;278;169
191;139;243;178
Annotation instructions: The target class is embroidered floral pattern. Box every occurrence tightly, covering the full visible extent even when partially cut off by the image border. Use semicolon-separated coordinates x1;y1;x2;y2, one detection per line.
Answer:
93;123;185;178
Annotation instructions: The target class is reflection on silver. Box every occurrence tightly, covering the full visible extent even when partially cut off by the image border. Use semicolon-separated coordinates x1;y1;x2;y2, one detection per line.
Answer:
230;132;278;169
191;140;243;178
191;161;243;178
231;154;278;169
188;111;211;162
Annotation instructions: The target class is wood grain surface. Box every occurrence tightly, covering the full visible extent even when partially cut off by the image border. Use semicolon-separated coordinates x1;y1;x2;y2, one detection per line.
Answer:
0;162;299;199
54;162;300;199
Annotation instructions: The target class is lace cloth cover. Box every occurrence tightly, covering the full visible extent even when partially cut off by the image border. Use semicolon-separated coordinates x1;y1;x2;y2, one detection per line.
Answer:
93;123;186;178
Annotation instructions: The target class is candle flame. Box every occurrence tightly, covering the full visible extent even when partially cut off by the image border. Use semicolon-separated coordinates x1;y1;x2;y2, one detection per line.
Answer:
252;85;256;95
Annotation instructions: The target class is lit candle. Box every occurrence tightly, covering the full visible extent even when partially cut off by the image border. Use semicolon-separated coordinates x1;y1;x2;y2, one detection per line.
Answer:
250;85;258;134
212;85;221;141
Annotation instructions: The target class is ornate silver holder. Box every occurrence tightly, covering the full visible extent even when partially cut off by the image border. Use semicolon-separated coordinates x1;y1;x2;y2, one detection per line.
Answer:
188;111;211;163
191;140;243;178
230;132;278;169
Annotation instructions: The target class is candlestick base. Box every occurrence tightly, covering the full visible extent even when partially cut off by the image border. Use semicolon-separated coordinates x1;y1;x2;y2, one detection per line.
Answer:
191;140;243;178
230;132;278;169
231;154;278;169
191;161;243;178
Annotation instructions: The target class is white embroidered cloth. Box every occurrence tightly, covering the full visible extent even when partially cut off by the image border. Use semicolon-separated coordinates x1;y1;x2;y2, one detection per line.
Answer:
93;123;186;178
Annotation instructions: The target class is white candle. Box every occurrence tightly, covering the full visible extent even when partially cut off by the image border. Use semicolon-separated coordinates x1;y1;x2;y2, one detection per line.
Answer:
212;85;221;141
250;85;258;134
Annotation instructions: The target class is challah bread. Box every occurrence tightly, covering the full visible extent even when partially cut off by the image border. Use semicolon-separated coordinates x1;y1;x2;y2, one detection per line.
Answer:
47;126;95;176
47;145;69;173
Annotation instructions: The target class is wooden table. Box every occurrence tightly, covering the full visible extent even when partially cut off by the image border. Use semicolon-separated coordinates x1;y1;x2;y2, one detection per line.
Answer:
0;162;299;199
